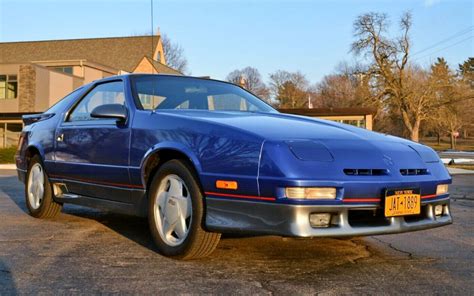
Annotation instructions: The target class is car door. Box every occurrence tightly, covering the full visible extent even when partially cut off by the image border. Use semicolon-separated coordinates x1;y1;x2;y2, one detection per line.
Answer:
53;80;133;203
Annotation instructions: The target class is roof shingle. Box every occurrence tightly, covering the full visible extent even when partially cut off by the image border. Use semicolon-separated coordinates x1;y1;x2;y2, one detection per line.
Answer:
0;35;172;73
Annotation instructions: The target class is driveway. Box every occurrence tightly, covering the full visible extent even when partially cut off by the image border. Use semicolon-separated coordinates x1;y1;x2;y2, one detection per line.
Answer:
0;171;473;294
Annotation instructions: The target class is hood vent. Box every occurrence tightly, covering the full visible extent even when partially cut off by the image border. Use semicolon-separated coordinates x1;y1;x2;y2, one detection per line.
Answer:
400;169;429;176
344;169;388;176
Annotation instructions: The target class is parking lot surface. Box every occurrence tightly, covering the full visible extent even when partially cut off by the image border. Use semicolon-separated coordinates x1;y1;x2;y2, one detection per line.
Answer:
1;170;473;294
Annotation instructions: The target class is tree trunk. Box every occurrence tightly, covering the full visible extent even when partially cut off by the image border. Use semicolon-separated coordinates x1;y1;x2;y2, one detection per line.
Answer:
410;128;419;142
437;132;441;145
409;118;421;142
450;133;455;150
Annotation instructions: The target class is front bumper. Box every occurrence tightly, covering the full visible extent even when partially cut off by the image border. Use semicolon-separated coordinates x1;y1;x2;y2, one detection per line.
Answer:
205;197;452;237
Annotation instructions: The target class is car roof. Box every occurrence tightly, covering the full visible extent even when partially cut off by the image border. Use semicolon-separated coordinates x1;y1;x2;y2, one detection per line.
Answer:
94;73;239;88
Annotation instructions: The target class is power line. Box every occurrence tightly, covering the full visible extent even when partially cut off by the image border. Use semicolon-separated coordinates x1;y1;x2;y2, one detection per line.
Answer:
413;35;473;62
411;26;473;57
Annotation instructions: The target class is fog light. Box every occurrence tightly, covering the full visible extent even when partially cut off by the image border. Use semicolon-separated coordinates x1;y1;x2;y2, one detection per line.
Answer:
309;213;332;228
436;184;449;195
434;205;443;216
286;187;337;199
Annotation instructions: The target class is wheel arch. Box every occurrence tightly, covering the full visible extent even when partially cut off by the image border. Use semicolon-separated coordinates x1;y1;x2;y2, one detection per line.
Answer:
24;145;44;167
140;142;203;190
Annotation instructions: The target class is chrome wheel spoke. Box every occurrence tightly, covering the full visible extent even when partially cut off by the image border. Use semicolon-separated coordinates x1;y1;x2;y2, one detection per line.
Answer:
157;191;168;211
168;178;182;198
175;214;187;239
176;196;190;219
162;219;174;237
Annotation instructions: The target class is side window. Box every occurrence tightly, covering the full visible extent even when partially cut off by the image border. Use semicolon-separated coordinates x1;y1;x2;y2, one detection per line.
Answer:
68;81;125;122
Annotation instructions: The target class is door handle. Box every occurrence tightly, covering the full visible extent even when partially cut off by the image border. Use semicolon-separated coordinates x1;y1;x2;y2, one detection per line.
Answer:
56;133;64;142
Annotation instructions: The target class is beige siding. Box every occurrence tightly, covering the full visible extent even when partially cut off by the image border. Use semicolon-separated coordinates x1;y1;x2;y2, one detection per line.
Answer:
0;98;18;113
47;70;77;110
72;66;83;77
83;66;105;84
35;66;50;112
133;57;154;73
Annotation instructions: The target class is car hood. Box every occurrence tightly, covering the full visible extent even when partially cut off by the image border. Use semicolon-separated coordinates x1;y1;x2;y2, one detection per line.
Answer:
160;110;441;169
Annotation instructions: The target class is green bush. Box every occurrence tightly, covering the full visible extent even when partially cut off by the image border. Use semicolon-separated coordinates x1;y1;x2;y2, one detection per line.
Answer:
0;146;17;164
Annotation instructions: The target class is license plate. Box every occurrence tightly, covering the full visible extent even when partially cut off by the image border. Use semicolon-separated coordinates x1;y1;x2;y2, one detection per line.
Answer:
384;188;421;217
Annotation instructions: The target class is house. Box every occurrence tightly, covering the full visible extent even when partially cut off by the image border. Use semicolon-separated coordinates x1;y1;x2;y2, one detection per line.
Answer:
279;107;375;130
0;33;180;147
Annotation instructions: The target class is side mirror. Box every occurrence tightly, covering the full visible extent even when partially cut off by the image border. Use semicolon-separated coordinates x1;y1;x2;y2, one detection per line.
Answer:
91;104;127;122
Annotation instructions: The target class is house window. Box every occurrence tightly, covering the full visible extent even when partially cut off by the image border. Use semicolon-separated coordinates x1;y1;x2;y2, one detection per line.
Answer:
0;75;18;99
156;51;162;63
53;67;73;75
0;121;23;148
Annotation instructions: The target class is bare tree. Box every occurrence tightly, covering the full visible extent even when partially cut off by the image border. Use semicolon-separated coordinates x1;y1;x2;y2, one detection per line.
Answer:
226;67;270;101
313;74;357;108
269;70;309;108
351;12;435;142
161;34;189;74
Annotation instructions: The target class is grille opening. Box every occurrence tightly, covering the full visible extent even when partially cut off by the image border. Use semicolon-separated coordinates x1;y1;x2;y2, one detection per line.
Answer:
348;209;390;227
404;205;429;223
344;169;388;176
400;169;429;176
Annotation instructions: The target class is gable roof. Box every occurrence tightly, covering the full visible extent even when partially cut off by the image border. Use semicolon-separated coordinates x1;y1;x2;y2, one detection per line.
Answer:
142;56;181;75
0;35;170;73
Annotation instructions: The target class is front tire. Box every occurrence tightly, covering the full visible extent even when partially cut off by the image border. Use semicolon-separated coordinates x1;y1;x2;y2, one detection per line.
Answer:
148;159;221;259
25;155;62;218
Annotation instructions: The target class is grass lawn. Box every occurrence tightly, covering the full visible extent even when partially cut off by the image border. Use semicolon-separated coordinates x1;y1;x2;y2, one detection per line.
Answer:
0;147;17;164
420;137;474;152
446;164;474;170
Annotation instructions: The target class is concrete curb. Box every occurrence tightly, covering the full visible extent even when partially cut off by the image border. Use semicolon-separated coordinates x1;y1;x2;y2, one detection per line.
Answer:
448;167;474;175
0;164;16;170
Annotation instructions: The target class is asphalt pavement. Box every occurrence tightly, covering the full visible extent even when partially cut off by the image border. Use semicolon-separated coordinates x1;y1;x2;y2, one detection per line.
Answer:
0;171;473;295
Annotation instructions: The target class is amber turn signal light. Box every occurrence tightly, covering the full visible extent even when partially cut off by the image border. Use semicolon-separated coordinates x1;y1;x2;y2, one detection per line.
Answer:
216;180;238;190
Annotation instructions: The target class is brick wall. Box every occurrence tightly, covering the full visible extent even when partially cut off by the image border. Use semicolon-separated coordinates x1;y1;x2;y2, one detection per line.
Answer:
18;65;36;112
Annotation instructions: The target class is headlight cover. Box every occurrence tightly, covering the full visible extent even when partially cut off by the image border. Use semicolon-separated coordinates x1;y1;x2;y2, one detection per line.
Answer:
436;184;449;195
287;140;334;162
285;187;337;199
408;144;439;163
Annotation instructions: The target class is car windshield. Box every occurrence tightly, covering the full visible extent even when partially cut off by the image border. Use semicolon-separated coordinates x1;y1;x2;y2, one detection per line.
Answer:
132;75;277;113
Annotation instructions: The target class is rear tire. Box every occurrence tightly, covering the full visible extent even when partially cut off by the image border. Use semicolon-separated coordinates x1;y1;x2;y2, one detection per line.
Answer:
25;155;62;218
148;159;221;259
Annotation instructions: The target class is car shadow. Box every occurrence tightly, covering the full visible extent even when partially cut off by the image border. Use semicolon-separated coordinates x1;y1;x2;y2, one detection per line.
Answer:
0;176;29;213
65;206;258;252
65;207;158;251
0;261;17;294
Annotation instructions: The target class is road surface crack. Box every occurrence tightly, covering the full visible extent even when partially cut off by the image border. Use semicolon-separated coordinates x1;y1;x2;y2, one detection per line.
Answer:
372;237;413;258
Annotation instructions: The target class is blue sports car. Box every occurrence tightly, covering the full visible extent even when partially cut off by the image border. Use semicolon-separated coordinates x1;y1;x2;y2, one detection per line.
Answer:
16;74;452;259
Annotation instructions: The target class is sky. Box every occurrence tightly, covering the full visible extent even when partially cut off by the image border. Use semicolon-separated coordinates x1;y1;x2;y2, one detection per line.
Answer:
0;0;472;84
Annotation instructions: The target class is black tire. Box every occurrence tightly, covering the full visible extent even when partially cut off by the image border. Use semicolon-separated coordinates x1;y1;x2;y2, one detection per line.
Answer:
25;155;62;218
148;159;221;259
